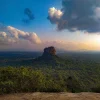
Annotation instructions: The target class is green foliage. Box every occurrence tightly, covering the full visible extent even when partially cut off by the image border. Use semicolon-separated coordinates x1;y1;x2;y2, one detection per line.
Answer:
0;52;100;94
91;86;100;93
0;67;44;93
0;67;67;94
0;66;100;94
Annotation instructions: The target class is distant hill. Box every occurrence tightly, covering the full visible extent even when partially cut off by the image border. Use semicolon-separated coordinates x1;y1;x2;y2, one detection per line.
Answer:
33;46;66;67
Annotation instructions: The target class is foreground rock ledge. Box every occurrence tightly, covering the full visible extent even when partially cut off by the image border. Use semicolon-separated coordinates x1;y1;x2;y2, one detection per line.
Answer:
0;92;100;100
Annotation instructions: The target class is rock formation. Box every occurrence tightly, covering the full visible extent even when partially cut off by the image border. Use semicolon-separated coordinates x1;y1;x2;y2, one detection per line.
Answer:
43;46;56;56
34;46;57;62
33;46;64;66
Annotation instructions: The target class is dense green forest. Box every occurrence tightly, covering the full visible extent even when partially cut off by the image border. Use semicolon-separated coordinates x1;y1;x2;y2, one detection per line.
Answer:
0;51;100;94
0;66;100;94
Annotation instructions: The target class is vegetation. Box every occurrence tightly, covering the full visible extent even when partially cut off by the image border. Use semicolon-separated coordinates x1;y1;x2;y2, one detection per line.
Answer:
0;66;100;94
0;67;83;94
0;52;100;94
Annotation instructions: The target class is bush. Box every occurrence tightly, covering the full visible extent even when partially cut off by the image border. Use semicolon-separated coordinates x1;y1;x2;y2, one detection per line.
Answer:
91;87;100;93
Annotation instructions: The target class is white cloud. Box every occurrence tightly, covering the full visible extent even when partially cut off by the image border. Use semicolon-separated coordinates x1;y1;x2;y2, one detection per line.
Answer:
0;31;17;45
26;33;42;44
0;24;42;45
48;7;63;19
7;26;29;39
0;32;7;38
48;7;63;24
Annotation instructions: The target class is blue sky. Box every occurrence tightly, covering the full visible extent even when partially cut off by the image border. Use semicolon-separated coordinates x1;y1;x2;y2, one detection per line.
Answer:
0;0;61;31
0;0;100;51
0;0;63;41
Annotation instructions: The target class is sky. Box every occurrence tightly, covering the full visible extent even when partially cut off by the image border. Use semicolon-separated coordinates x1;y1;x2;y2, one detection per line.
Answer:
0;0;100;51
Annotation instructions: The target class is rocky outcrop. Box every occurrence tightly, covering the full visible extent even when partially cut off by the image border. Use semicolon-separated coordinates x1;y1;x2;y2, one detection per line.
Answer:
42;46;56;56
34;46;57;62
33;46;64;66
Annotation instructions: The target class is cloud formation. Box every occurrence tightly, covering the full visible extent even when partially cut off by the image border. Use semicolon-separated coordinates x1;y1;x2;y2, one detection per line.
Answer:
23;8;34;23
47;7;63;24
0;23;41;45
24;8;34;20
0;23;100;51
48;0;100;33
0;33;16;45
94;7;100;20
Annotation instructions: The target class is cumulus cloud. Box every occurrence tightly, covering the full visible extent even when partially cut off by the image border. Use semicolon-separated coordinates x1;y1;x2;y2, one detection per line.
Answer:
0;24;41;45
0;32;7;38
26;33;42;44
47;7;63;24
0;30;16;45
48;0;100;33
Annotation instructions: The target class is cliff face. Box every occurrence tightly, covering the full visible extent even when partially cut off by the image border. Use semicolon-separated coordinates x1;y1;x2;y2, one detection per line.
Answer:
33;46;64;66
34;46;58;63
43;46;56;56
